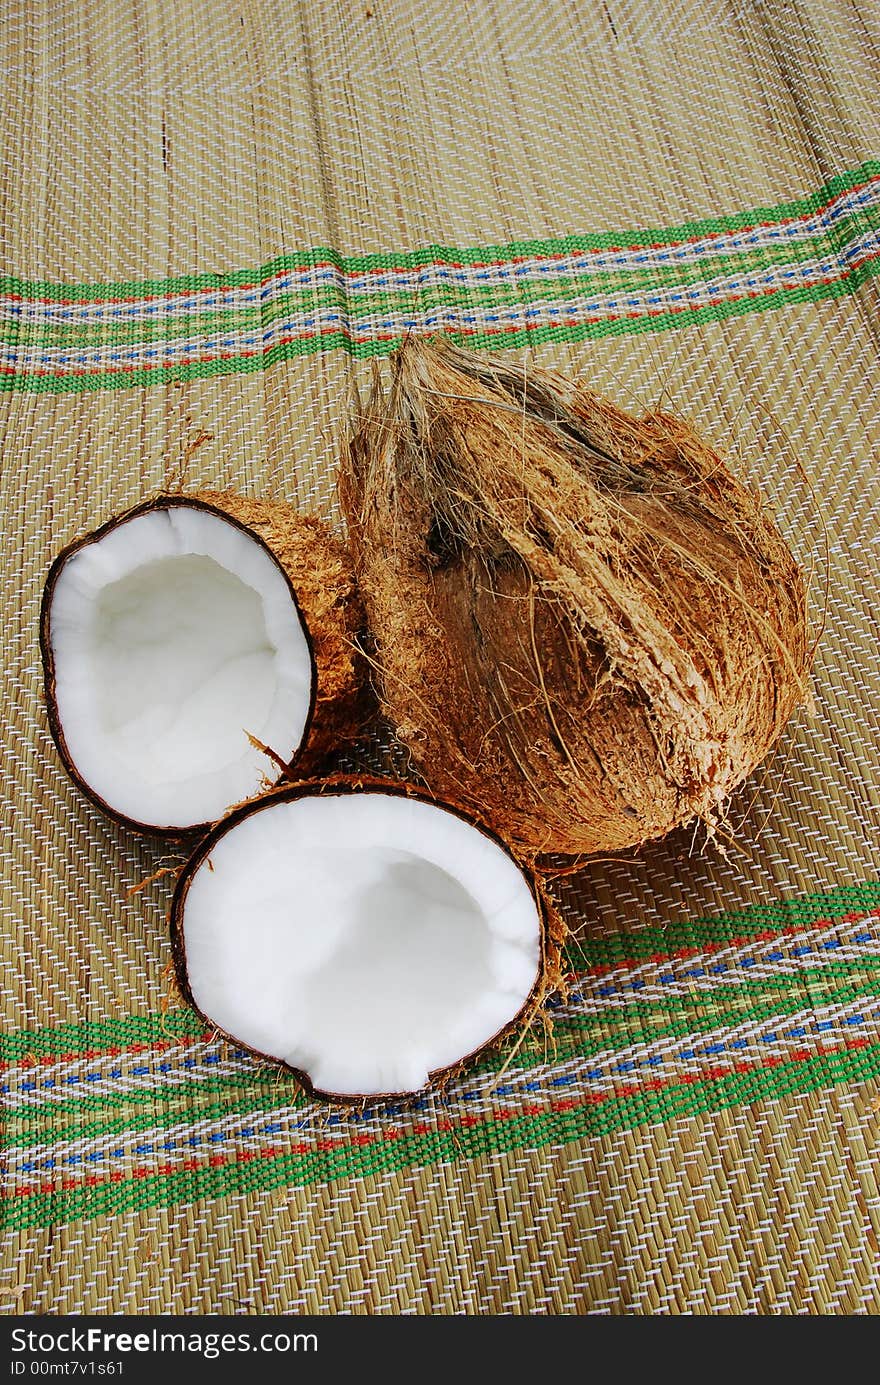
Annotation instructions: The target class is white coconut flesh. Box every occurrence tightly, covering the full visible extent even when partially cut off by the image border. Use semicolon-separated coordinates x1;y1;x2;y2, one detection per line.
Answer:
46;504;313;830
178;792;544;1097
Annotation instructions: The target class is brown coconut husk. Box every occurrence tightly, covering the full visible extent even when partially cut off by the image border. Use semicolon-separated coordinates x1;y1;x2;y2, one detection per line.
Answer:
339;338;812;860
194;490;369;773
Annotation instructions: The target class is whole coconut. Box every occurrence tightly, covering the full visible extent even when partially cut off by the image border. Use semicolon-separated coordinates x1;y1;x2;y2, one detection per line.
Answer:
339;339;812;859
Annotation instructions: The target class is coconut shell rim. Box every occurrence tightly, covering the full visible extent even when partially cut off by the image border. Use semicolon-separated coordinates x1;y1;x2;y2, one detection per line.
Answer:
169;774;556;1105
40;493;320;839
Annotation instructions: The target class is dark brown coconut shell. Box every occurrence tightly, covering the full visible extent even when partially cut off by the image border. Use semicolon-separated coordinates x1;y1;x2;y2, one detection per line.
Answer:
339;339;812;860
41;494;367;836
170;775;564;1103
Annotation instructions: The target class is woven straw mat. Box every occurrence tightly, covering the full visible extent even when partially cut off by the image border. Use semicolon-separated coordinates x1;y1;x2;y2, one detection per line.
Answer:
1;0;879;1315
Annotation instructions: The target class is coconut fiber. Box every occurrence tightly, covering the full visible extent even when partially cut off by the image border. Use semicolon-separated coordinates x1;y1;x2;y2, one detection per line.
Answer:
340;337;811;858
2;0;879;1315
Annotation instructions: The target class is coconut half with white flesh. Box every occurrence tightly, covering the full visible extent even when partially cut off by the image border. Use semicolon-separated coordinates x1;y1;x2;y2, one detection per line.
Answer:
171;783;549;1100
41;496;362;835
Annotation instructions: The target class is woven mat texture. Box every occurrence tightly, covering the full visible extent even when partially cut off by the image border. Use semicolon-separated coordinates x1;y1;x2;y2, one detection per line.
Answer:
1;0;879;1314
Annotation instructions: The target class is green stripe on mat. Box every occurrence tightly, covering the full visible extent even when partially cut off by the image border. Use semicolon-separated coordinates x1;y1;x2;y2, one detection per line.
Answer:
6;1042;880;1232
3;882;877;1064
4;881;880;1227
2;160;878;392
563;880;880;970
3;269;879;395
4;884;879;1126
8;972;880;1143
2;160;878;301
5;202;878;352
